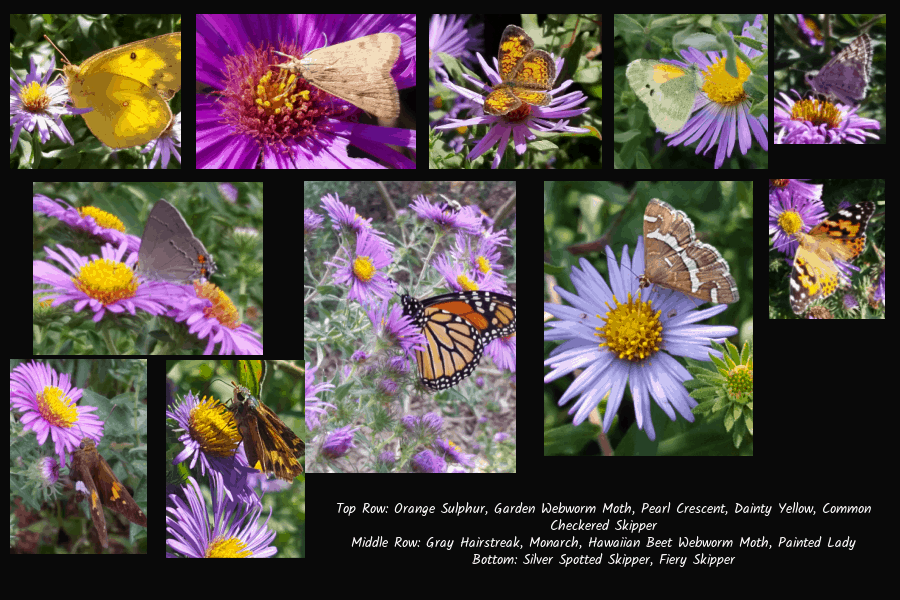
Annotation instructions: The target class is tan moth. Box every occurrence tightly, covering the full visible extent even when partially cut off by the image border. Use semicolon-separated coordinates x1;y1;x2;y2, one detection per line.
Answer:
274;32;401;120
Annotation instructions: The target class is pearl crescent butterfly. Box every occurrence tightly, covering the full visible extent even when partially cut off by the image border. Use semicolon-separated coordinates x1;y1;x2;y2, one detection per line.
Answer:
483;25;557;116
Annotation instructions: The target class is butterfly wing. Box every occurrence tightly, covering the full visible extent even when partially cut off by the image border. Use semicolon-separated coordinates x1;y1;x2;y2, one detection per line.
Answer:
66;70;171;148
805;34;872;105
79;33;182;99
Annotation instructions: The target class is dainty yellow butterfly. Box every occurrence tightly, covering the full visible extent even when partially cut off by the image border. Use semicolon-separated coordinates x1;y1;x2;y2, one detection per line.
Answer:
626;59;703;134
49;33;181;149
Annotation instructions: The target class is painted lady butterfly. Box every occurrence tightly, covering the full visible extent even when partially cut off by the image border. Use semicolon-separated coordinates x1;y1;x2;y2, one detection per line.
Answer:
789;201;875;314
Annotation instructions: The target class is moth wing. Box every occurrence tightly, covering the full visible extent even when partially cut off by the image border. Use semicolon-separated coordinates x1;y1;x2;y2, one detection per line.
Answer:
294;33;401;119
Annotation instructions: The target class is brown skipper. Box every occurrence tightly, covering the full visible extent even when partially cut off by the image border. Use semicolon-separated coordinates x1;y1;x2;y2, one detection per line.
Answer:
69;438;147;548
230;382;305;482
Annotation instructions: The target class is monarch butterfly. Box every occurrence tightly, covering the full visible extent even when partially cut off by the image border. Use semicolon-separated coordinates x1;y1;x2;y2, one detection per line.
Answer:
401;290;516;390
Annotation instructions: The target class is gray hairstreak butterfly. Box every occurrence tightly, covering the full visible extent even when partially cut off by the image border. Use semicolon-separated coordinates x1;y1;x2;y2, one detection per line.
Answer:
805;33;872;106
137;200;216;284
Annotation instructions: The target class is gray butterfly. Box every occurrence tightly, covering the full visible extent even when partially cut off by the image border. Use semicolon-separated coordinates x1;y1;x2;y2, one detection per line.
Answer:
805;34;872;106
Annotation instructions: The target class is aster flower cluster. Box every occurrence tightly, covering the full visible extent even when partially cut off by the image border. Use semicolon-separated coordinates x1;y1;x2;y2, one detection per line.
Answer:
304;189;517;472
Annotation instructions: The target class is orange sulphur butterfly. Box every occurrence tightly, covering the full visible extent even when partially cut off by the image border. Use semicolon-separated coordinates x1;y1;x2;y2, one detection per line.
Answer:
52;33;181;149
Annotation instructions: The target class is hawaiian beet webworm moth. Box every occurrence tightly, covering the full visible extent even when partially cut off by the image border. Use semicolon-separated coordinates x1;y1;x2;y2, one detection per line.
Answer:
639;199;739;305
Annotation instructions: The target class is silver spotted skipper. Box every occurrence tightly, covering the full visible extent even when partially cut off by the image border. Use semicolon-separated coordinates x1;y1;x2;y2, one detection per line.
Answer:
230;382;305;482
69;438;147;548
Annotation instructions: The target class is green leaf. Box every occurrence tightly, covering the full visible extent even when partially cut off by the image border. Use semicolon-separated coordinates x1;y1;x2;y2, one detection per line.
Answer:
237;360;266;399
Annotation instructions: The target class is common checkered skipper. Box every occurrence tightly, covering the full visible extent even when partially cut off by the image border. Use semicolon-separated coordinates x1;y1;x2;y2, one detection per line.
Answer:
804;33;872;106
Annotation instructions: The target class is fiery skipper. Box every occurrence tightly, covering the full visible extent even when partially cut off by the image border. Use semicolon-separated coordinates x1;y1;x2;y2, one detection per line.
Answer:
226;360;304;482
69;438;148;548
230;382;305;481
274;32;401;119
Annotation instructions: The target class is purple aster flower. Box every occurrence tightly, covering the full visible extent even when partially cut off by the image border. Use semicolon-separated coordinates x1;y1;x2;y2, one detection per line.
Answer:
544;254;737;441
10;53;77;150
428;14;485;80
774;90;881;144
796;15;825;47
166;475;278;557
10;361;105;462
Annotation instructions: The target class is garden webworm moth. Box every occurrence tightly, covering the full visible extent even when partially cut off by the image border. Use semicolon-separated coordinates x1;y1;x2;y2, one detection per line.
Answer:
274;32;401;120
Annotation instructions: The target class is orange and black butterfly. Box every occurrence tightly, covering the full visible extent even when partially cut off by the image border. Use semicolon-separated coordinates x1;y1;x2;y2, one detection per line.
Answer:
401;290;516;390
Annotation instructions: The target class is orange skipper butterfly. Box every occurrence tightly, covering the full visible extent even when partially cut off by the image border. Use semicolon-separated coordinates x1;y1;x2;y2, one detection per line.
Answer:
227;360;304;481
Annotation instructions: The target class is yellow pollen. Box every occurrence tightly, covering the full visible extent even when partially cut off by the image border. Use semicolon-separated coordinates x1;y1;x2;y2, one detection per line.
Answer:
595;293;663;362
779;210;803;236
19;80;51;111
255;67;308;116
790;96;845;127
353;256;375;282
700;56;751;105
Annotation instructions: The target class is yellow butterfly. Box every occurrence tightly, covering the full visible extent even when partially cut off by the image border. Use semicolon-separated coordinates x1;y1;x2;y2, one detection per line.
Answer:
53;33;181;149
